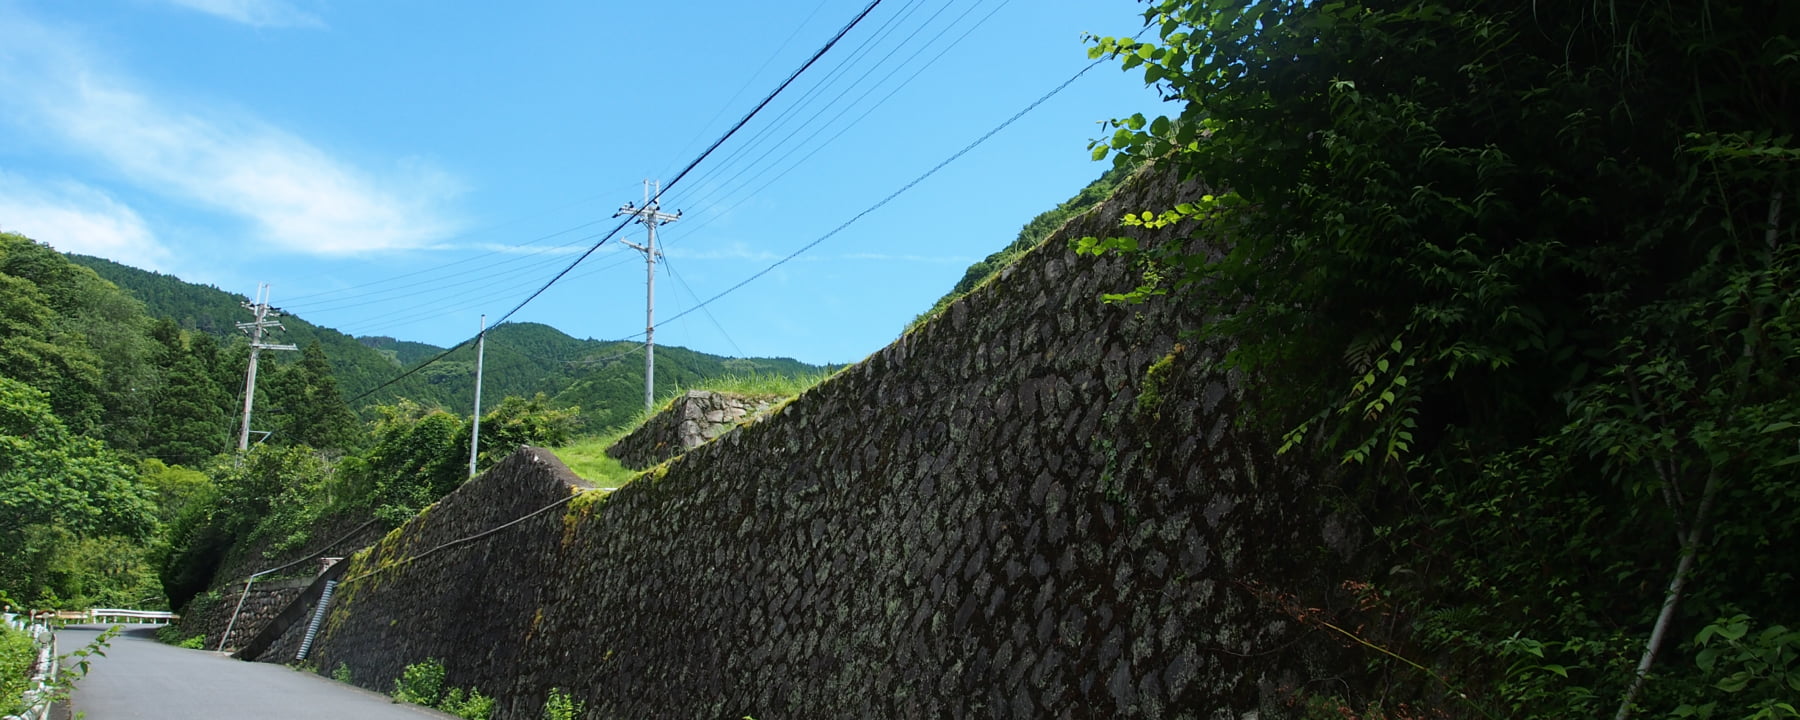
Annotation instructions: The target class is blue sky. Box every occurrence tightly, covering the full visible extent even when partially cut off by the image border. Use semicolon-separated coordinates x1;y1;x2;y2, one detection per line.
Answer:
0;0;1160;366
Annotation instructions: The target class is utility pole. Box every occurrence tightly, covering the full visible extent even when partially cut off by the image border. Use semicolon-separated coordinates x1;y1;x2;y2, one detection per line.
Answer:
468;314;486;477
236;283;298;452
614;179;680;413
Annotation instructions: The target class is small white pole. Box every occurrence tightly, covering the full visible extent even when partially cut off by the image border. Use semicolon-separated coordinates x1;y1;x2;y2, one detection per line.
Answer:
469;315;487;477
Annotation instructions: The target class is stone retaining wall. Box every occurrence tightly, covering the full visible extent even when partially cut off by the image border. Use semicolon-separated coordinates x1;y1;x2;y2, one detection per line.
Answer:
176;515;385;650
304;448;591;694
606;390;781;470
234;559;352;664
175;576;312;651
299;166;1370;719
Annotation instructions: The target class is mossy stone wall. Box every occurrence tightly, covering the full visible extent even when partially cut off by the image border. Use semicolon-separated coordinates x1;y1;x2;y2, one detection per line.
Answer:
303;448;591;695
300;166;1368;719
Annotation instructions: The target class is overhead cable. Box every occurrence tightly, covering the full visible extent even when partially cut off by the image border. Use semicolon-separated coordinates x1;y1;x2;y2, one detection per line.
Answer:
661;0;1015;243
657;52;1107;330
345;0;885;405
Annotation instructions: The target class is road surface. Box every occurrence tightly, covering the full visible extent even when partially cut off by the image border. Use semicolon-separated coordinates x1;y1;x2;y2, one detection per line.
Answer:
58;625;453;720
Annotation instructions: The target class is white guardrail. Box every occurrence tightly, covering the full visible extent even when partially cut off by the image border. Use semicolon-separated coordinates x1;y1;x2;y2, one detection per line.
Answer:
16;609;178;626
82;609;179;625
6;608;175;719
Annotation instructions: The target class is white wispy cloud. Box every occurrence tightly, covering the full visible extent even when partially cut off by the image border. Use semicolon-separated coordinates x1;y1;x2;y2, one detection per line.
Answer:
163;0;323;28
0;11;460;257
462;242;609;256
0;173;172;271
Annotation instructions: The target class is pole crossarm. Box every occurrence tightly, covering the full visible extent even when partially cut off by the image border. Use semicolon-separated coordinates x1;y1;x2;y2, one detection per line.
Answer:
613;204;682;226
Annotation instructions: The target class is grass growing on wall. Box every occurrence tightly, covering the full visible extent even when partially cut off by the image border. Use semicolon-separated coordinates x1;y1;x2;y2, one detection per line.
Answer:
548;434;638;487
686;370;833;399
550;370;834;486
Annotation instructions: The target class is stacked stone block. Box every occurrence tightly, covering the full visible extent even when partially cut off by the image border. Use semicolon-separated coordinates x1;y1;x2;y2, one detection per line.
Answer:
606;390;781;470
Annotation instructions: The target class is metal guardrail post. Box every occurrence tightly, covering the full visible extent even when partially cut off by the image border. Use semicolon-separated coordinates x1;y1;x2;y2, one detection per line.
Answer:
218;567;277;652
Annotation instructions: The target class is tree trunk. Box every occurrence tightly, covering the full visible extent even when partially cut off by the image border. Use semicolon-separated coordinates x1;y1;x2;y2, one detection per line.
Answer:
1612;468;1720;720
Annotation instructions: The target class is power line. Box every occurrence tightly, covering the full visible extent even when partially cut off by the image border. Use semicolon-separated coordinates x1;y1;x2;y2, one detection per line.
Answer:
656;0;1015;245
312;0;969;340
351;252;640;338
562;340;649;368
480;0;886;334
288;247;584;317
656;0;836;182
277;184;639;306
669;0;932;201
679;0;959;209
659;253;745;358
345;0;885;405
657;51;1108;331
651;0;940;226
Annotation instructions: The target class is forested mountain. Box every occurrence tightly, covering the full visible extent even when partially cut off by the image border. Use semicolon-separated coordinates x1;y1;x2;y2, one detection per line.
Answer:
3;231;831;610
385;322;822;431
357;335;442;366
70;255;827;431
70;254;419;403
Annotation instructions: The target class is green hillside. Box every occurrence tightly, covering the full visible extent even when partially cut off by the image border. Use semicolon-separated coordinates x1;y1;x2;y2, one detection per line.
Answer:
377;322;822;432
357;335;443;366
69;255;827;432
70;255;410;400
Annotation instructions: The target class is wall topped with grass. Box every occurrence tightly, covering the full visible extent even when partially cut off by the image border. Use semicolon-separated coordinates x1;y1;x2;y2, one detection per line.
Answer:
602;390;784;470
291;165;1371;720
549;371;833;487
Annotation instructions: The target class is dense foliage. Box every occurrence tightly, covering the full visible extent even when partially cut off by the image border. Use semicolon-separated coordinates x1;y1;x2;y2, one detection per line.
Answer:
0;377;157;607
158;391;581;609
1083;1;1797;717
0;623;34;717
1;235;157;450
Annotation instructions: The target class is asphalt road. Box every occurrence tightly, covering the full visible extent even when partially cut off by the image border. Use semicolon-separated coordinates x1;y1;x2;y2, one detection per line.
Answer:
57;625;454;720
